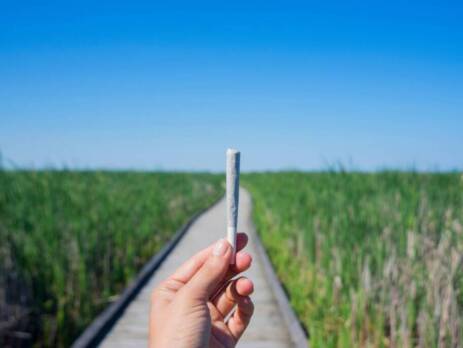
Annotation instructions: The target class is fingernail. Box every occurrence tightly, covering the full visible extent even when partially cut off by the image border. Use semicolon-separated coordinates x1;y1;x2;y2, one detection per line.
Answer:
213;239;227;256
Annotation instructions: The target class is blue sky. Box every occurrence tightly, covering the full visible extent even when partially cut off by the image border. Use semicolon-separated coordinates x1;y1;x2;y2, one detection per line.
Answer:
1;1;462;171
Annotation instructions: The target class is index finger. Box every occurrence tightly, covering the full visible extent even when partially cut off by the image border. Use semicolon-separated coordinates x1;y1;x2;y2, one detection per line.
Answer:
168;232;248;284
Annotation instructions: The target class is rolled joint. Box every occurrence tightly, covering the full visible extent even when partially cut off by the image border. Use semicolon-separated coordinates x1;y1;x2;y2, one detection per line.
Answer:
226;148;240;265
227;226;237;264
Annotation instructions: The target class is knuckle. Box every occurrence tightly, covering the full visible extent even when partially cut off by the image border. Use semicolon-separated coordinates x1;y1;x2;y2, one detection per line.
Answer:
150;279;172;302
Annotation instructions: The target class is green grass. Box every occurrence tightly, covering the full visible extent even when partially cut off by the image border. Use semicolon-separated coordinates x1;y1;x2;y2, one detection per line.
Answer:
0;170;223;347
244;172;463;348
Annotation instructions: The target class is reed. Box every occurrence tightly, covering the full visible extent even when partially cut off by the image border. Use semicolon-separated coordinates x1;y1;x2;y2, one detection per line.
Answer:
0;170;223;347
244;171;463;348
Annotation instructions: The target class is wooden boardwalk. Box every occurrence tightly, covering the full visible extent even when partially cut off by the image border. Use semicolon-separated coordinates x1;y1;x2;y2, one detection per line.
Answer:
100;189;302;347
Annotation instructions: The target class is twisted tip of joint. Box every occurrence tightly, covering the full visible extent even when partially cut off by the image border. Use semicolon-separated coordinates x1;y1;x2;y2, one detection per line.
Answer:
227;148;240;156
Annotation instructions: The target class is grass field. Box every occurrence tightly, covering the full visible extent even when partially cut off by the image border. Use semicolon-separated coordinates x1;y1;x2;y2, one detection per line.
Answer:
0;170;223;347
244;172;463;348
3;170;462;347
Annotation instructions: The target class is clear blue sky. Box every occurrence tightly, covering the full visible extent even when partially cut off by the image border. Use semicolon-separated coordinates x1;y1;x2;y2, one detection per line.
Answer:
1;1;462;171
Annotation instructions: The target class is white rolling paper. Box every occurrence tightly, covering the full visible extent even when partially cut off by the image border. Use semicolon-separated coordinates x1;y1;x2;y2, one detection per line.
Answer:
226;148;240;264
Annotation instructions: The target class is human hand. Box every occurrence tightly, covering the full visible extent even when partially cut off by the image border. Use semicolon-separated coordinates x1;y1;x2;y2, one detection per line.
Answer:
149;233;254;348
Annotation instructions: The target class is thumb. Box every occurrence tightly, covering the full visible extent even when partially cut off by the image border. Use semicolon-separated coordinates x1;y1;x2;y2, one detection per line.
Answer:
181;239;231;300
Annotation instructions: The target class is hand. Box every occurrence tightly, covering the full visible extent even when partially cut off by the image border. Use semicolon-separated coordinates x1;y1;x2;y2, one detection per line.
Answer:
149;233;254;348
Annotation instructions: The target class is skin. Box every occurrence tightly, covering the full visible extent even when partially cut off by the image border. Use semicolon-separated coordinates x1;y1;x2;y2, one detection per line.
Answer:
149;233;254;348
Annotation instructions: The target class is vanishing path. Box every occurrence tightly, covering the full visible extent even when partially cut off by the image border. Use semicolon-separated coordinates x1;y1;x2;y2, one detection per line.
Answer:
101;189;299;347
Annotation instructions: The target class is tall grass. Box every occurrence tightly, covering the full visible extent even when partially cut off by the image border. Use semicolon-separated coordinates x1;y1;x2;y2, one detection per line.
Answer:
0;170;223;347
244;172;463;348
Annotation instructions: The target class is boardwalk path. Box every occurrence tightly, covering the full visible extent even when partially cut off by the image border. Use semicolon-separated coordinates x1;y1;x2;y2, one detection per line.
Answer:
101;189;297;347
